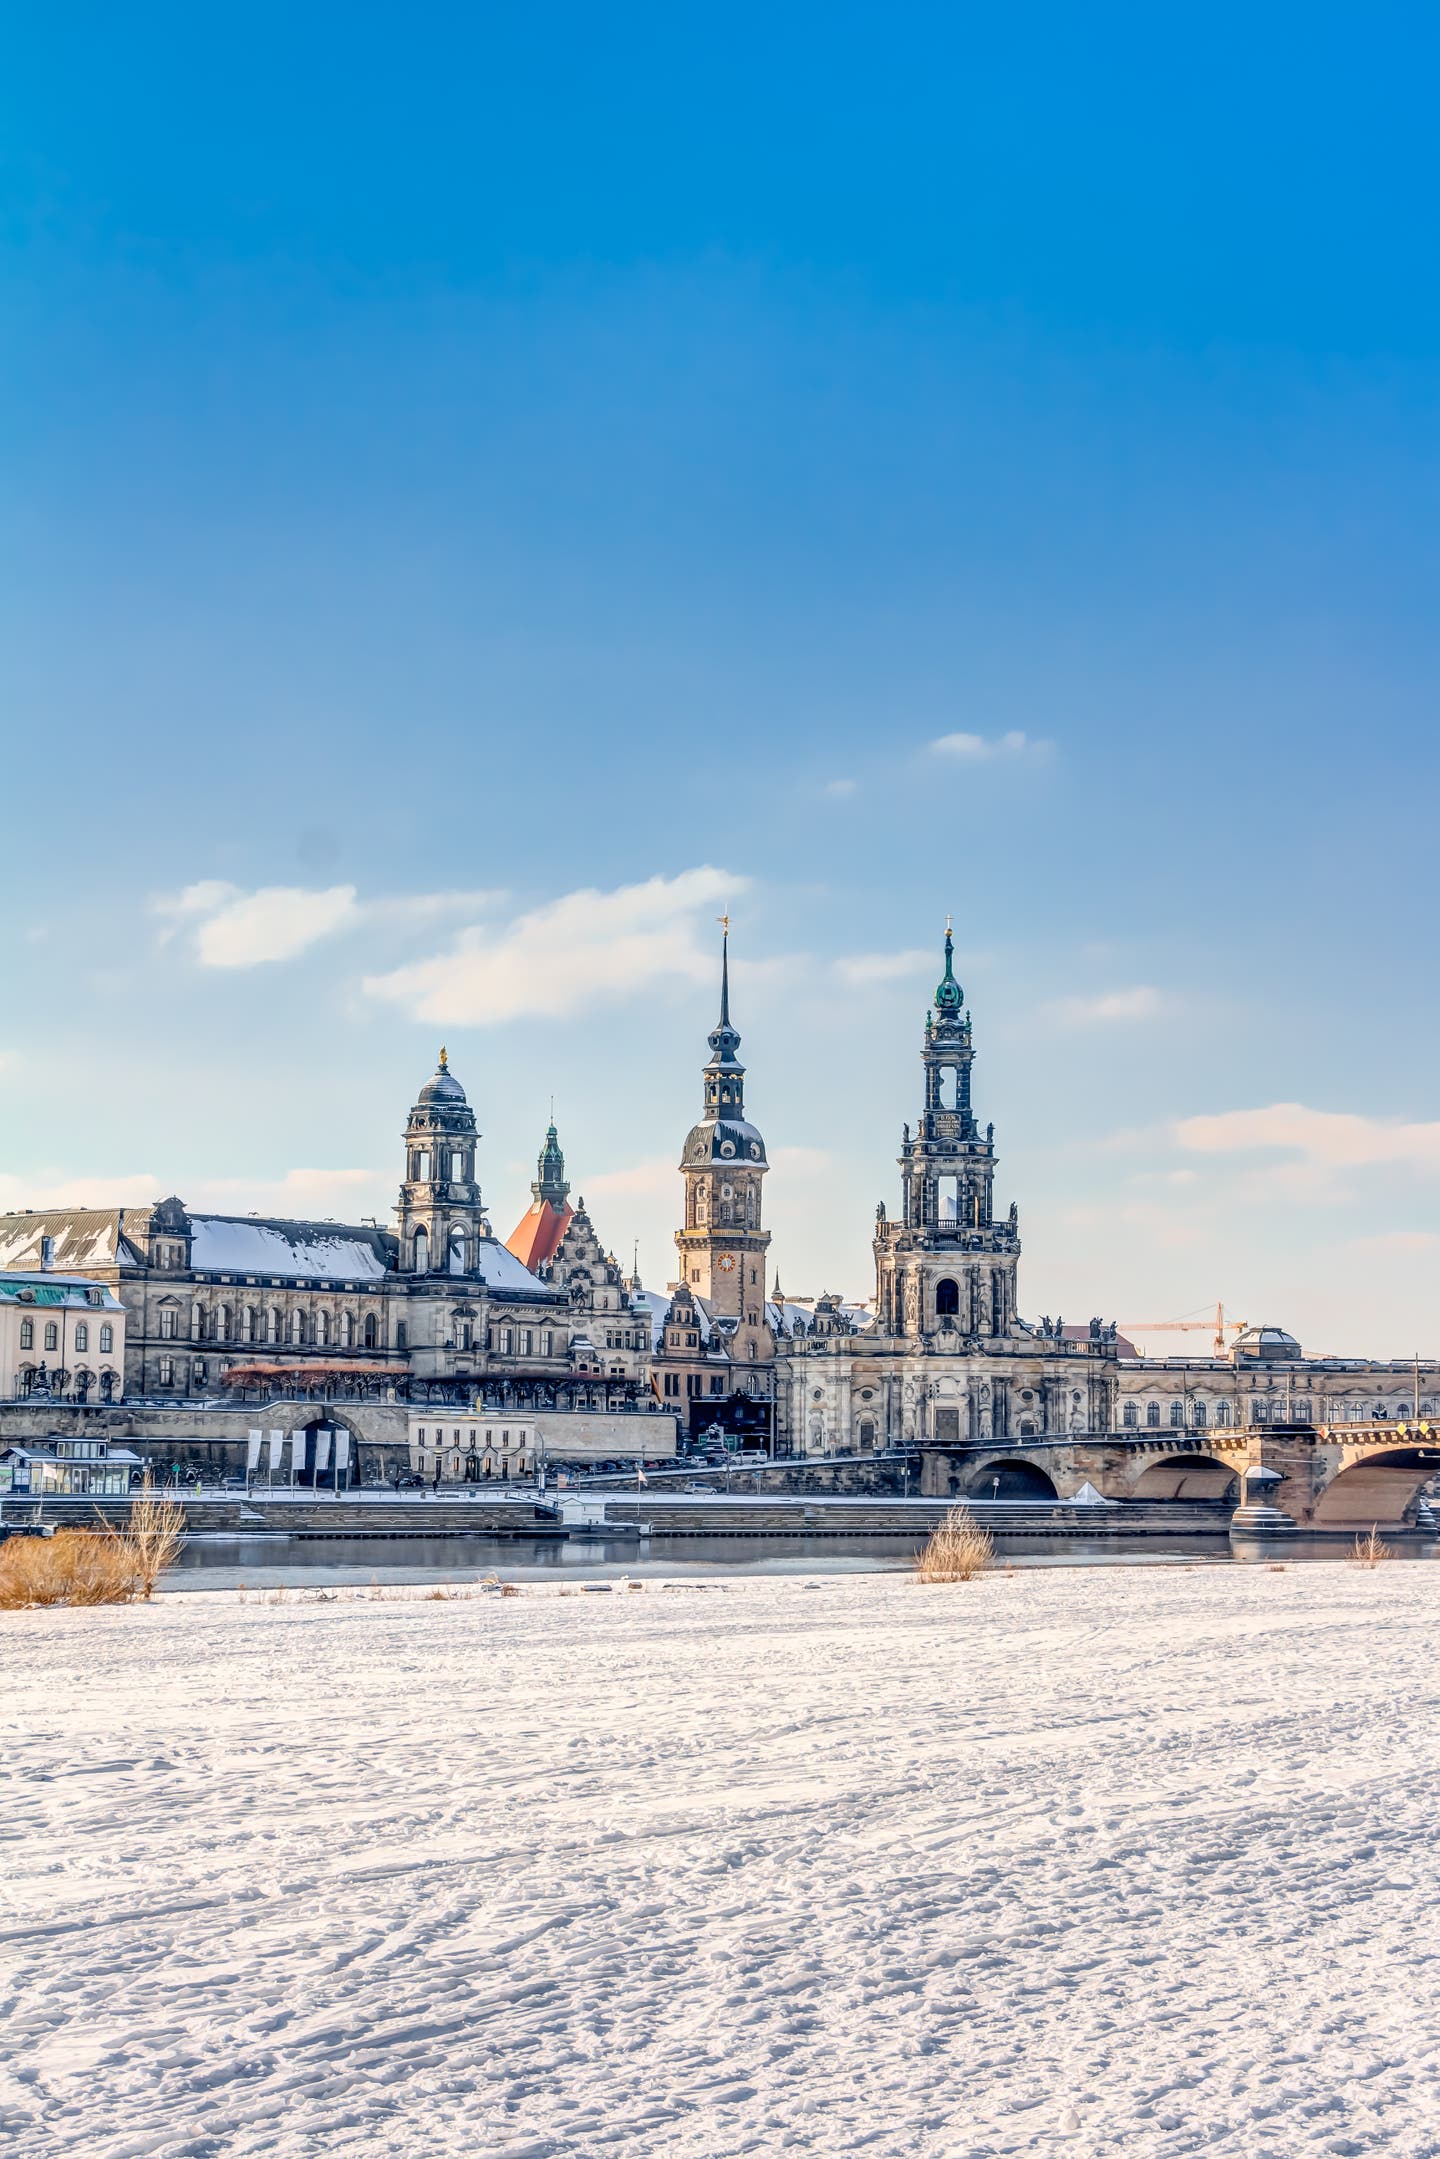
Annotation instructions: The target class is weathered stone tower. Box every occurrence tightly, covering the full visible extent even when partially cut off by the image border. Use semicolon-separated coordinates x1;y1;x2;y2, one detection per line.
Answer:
873;925;1020;1340
674;928;774;1371
396;1050;487;1277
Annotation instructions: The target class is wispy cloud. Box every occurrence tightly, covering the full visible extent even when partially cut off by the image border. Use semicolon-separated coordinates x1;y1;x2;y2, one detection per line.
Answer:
0;1167;388;1219
363;868;745;1025
1174;1103;1440;1173
930;729;1053;763
1051;985;1163;1026
834;948;936;988
821;778;857;798
152;883;504;969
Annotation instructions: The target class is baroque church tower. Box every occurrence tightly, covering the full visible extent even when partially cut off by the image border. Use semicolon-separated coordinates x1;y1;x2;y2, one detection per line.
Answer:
675;927;774;1373
396;1050;488;1276
873;926;1020;1341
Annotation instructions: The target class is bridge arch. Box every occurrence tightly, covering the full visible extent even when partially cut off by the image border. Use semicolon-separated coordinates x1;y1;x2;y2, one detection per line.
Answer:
1128;1453;1240;1503
1311;1446;1440;1531
959;1457;1059;1501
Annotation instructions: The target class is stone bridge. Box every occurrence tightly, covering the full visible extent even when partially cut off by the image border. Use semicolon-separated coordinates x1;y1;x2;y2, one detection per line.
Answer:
921;1421;1440;1532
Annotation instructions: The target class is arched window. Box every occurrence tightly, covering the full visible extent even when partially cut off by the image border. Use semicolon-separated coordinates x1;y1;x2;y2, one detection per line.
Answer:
1122;1401;1138;1428
363;1314;378;1349
266;1308;281;1345
99;1323;113;1354
413;1227;429;1273
339;1311;354;1348
1193;1399;1208;1426
43;1322;58;1352
935;1278;960;1317
191;1302;205;1340
449;1229;466;1275
216;1306;231;1342
74;1322;89;1352
858;1418;876;1449
1169;1400;1184;1426
290;1310;306;1345
315;1310;329;1347
19;1318;32;1350
1214;1400;1232;1427
1145;1401;1160;1427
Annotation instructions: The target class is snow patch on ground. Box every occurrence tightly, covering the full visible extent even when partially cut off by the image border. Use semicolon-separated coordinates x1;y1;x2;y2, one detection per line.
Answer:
5;1566;1440;2156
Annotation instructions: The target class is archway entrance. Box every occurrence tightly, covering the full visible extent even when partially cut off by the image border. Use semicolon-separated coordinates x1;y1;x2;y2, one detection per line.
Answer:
964;1459;1058;1501
1130;1455;1239;1502
291;1416;359;1490
1311;1447;1440;1531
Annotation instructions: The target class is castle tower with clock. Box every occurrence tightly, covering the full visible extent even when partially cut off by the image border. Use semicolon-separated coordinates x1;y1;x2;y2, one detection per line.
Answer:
672;926;775;1384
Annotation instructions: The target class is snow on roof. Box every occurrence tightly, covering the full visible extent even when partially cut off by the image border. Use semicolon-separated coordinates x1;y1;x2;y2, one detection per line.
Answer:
469;1239;554;1297
188;1216;393;1281
0;1208;142;1274
629;1288;672;1350
0;1272;123;1308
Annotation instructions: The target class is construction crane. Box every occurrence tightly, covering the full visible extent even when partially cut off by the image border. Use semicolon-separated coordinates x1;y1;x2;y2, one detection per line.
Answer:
1120;1303;1248;1356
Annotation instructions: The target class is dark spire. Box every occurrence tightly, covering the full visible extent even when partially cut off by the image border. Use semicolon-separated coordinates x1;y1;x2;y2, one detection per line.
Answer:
705;922;743;1067
531;1122;570;1208
934;914;963;1019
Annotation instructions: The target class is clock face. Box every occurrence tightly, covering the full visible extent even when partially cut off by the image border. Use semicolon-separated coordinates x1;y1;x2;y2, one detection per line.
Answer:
718;1254;737;1272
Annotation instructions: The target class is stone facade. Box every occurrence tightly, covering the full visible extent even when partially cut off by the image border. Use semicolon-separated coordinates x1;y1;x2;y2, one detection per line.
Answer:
776;930;1119;1454
0;1056;663;1434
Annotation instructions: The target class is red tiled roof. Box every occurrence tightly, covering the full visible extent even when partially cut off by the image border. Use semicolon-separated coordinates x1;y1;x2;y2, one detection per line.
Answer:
505;1199;574;1271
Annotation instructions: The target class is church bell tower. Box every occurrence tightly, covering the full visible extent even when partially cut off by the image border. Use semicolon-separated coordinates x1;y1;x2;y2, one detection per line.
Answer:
873;924;1020;1340
396;1049;487;1276
674;926;774;1369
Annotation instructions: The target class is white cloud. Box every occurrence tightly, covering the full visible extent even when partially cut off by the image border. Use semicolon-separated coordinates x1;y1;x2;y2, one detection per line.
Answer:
1174;1103;1440;1173
363;868;746;1025
1051;985;1163;1026
834;949;936;988
930;729;1052;763
822;778;857;798
1346;1230;1440;1256
151;883;505;969
0;1168;388;1219
0;1172;164;1210
584;1158;681;1201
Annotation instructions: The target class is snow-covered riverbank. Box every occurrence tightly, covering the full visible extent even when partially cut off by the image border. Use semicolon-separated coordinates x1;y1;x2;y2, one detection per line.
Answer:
5;1565;1439;2158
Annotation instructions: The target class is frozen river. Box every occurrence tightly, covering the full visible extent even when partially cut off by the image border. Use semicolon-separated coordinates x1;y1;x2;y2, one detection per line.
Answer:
7;1564;1440;2156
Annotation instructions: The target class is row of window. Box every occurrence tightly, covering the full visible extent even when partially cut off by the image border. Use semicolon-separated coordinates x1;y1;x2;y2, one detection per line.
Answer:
164;1305;384;1348
661;1373;727;1398
1119;1397;1434;1429
18;1319;114;1353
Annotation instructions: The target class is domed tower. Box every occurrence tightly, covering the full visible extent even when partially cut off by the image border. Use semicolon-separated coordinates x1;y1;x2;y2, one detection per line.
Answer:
396;1049;487;1276
873;923;1020;1340
675;926;774;1368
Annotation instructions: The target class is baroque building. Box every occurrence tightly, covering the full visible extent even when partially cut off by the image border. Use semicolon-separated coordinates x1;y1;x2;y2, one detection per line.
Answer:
650;928;777;1436
776;930;1119;1453
0;1055;656;1424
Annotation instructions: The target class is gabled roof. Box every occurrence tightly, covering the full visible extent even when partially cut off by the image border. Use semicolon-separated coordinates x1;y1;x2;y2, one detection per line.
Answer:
505;1198;574;1272
0;1208;149;1274
187;1215;394;1281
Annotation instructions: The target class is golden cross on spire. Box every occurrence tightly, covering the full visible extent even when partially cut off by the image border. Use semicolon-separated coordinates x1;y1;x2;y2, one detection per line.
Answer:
439;1045;448;1068
718;911;730;933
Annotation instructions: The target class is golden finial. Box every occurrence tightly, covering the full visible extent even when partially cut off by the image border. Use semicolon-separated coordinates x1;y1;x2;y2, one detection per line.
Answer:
439;1045;448;1068
717;910;730;933
946;911;952;933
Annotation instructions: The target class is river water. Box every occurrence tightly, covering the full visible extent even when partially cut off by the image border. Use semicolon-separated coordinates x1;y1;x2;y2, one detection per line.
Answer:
159;1529;1439;1592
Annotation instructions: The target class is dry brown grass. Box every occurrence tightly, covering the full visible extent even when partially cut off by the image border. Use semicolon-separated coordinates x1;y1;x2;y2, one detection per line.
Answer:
0;1530;139;1609
915;1505;994;1584
124;1486;187;1599
1350;1525;1393;1568
0;1482;188;1611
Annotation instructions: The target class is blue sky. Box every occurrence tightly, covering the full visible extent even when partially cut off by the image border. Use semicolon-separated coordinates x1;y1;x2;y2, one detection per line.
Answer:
4;2;1438;1354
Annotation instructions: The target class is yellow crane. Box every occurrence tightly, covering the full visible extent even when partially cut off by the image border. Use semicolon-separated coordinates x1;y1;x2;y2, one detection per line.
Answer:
1120;1303;1248;1356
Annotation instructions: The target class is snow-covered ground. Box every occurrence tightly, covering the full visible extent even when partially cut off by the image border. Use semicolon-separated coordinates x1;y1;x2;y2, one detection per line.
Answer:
5;1565;1439;2158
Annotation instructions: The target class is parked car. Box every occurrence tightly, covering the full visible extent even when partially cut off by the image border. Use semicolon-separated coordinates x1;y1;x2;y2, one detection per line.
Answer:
685;1482;719;1494
396;1473;424;1489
